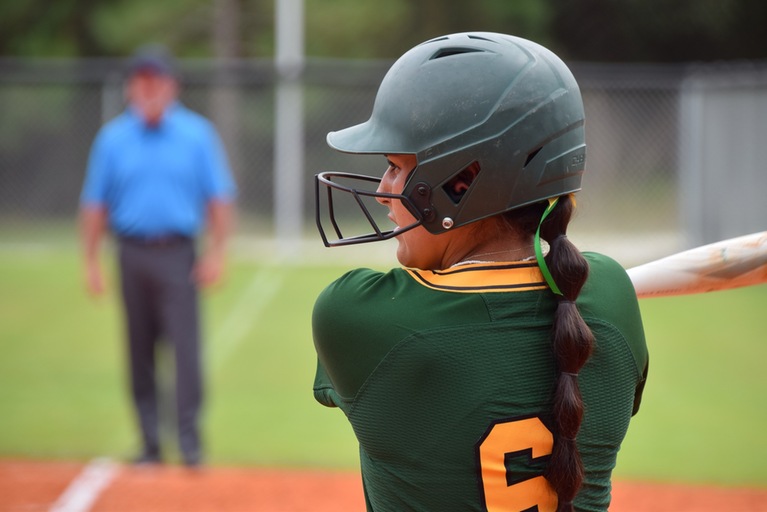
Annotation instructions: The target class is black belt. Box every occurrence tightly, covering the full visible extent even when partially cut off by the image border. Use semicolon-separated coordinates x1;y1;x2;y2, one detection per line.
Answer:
118;234;192;247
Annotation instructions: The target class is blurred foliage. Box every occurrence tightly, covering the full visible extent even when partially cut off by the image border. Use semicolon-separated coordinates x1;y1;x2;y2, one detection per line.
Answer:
550;0;767;62
0;0;765;61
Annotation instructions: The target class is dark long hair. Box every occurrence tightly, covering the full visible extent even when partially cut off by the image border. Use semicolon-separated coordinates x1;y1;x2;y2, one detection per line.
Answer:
504;194;594;511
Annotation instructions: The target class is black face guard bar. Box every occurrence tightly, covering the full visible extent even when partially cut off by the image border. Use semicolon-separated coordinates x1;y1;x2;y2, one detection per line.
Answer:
314;171;423;247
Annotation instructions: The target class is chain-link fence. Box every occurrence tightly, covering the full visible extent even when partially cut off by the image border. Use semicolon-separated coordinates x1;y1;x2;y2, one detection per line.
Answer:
1;57;765;265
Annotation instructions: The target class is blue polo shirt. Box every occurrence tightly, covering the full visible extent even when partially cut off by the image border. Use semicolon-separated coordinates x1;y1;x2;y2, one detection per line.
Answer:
80;102;236;238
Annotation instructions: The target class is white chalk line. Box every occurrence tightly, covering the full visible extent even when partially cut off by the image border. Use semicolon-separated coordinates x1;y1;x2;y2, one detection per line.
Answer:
49;457;119;512
209;267;284;372
42;268;281;512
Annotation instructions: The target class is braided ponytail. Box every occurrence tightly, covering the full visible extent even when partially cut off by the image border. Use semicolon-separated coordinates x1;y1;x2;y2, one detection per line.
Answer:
500;195;594;509
539;195;594;511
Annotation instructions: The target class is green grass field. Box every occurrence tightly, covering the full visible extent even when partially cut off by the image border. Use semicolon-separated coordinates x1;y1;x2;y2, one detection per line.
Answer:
1;238;765;487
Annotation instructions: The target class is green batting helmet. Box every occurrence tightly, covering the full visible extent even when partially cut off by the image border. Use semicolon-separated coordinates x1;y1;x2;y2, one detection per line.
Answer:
316;32;586;246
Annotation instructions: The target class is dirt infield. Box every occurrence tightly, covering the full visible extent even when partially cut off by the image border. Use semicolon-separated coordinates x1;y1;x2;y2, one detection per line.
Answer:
2;459;766;512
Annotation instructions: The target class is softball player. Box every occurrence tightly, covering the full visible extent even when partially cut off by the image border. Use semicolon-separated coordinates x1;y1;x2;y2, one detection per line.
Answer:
313;32;648;512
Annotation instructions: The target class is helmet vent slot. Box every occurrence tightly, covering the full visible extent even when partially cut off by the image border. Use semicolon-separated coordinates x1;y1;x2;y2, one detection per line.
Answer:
524;147;543;168
430;47;485;60
467;35;495;43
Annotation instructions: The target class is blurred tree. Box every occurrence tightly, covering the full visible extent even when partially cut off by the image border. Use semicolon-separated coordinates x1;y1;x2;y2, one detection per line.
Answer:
0;0;103;56
405;0;553;53
214;0;243;58
0;0;764;61
549;0;767;62
90;0;214;57
301;0;552;59
0;0;221;57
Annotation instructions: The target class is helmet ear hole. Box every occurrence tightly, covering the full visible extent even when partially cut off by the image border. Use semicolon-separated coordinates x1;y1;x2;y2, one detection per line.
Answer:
443;161;481;204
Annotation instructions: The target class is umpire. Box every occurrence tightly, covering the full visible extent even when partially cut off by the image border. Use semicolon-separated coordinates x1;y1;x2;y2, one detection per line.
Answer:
79;45;236;467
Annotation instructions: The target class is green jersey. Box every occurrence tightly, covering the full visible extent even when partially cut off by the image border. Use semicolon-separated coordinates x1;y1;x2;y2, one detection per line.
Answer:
313;253;648;512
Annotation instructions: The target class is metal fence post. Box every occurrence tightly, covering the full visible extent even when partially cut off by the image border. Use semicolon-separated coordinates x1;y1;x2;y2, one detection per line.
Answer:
274;0;305;259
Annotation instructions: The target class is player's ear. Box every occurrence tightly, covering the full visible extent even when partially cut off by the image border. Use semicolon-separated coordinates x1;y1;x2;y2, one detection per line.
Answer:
444;161;480;203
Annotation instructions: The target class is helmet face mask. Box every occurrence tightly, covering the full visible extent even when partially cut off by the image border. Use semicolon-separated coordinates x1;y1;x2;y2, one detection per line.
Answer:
316;32;586;246
315;170;423;247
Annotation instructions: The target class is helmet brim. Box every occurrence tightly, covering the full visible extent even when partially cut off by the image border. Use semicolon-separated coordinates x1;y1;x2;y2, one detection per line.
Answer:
327;119;420;156
327;122;379;154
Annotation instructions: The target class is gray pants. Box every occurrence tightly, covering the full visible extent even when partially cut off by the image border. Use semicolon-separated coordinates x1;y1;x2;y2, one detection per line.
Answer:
117;236;202;464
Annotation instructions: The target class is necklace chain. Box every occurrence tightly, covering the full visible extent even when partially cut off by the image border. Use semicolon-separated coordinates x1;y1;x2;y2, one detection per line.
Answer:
450;246;535;268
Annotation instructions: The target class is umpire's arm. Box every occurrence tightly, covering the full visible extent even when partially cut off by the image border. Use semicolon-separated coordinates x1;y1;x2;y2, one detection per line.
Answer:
194;199;235;288
79;205;109;296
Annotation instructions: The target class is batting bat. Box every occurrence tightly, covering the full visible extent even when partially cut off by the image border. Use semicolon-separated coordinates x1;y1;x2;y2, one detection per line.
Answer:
626;231;767;298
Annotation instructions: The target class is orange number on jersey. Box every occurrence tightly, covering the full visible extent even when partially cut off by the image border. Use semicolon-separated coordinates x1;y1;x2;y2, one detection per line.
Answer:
477;416;557;512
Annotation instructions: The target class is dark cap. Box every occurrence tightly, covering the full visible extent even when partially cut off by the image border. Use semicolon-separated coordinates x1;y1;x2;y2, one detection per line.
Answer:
127;44;177;77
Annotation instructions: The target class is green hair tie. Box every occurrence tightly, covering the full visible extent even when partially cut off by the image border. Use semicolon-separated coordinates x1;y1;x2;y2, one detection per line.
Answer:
534;197;563;296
